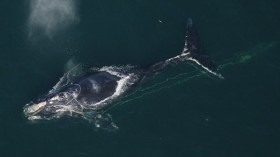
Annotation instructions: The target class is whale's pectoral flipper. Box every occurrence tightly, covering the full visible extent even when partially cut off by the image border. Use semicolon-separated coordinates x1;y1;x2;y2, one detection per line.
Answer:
183;18;223;79
83;112;119;131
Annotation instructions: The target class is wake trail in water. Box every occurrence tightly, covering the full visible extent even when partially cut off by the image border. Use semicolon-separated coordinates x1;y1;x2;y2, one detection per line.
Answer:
28;0;79;39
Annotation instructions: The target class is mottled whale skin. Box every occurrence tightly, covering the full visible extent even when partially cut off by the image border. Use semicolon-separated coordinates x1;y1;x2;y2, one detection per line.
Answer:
23;19;222;130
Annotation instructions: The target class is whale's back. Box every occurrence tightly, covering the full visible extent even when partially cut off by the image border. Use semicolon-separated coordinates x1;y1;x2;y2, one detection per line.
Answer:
75;72;120;105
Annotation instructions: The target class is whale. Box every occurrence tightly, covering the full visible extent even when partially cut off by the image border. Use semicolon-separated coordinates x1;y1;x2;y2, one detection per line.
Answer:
23;18;223;130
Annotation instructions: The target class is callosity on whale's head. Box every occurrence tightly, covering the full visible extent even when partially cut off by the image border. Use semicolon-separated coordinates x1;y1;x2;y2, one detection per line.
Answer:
23;84;119;131
23;84;82;120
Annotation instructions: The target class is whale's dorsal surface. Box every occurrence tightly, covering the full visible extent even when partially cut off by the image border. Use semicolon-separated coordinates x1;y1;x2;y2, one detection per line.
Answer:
76;72;120;104
23;18;223;130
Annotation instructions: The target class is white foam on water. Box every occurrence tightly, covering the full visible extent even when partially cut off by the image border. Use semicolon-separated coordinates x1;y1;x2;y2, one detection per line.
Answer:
92;75;132;108
91;66;138;109
98;65;135;77
28;116;42;120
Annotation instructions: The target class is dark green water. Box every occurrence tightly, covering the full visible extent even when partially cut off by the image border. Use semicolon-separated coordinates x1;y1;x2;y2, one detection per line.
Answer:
1;0;280;156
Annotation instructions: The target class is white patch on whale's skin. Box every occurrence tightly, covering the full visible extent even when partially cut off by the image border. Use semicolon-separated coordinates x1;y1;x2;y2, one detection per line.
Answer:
89;80;100;93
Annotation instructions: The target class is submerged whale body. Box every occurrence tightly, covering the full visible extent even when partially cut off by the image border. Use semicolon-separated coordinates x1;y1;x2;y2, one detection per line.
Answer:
23;19;223;130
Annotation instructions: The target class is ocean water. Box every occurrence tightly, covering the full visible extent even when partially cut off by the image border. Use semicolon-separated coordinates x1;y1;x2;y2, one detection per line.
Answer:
0;0;280;156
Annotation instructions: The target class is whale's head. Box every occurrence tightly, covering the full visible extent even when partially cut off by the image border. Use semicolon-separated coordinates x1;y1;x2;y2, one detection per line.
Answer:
23;85;82;120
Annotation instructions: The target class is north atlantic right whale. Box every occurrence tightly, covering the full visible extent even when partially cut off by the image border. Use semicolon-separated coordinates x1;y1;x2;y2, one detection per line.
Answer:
23;18;223;130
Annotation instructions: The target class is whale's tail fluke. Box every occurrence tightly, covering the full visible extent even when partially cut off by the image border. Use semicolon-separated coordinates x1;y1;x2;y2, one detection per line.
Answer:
182;18;223;78
146;18;223;78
